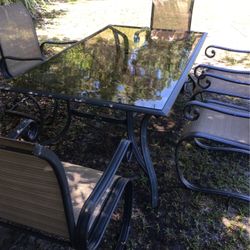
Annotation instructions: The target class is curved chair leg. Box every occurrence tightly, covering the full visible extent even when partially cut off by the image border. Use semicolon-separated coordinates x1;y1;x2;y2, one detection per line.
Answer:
78;179;133;250
175;138;250;202
193;138;250;154
115;181;133;250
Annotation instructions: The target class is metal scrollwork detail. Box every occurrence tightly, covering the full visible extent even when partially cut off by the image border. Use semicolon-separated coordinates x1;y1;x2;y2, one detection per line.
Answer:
197;75;211;89
194;65;207;78
205;46;216;58
183;79;195;94
184;105;200;121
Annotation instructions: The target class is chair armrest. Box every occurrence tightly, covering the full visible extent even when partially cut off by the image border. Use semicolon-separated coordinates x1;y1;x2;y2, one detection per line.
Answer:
40;40;78;52
196;71;250;90
194;64;250;79
184;100;250;121
75;139;132;248
205;45;250;58
83;178;132;250
198;99;249;112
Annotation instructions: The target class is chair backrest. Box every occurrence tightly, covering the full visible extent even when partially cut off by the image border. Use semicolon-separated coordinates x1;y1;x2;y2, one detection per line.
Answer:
0;137;74;239
150;0;195;31
0;3;43;77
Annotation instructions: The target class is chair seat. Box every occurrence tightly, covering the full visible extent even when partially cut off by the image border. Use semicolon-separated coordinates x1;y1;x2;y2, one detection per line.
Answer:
183;108;250;147
6;59;43;77
63;162;119;227
200;69;250;99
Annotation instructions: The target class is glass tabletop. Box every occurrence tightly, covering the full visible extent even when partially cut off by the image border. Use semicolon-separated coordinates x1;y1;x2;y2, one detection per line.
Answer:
4;25;206;115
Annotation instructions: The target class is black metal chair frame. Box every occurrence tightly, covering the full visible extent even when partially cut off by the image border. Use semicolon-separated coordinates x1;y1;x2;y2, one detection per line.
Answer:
0;136;133;250
175;100;250;202
192;65;250;110
188;45;250;104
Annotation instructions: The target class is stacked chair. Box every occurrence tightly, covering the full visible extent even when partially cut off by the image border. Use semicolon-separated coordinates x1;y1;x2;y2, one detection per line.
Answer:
176;45;250;202
191;45;250;111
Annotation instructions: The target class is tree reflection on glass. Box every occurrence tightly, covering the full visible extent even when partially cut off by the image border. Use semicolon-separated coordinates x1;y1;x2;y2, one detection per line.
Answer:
10;26;201;110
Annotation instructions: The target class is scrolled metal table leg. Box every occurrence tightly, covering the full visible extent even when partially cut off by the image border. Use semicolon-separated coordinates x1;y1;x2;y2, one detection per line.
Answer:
126;112;146;172
140;114;158;208
43;99;59;126
40;100;72;145
0;92;44;138
126;112;158;208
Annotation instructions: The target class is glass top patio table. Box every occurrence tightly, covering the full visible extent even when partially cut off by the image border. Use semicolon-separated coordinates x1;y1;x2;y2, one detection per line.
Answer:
2;25;207;116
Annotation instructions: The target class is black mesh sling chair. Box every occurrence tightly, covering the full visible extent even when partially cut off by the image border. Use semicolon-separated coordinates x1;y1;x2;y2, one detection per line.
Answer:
0;3;77;78
175;100;250;202
190;46;250;110
0;137;133;249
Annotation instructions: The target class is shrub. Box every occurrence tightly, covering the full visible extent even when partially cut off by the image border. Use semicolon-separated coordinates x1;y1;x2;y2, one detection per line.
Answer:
0;0;46;14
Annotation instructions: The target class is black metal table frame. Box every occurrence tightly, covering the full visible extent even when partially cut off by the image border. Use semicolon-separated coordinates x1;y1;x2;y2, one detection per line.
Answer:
0;25;207;208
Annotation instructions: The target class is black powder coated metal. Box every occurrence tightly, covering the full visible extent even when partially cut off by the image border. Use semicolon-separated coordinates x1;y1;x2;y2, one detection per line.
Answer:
0;25;207;207
205;45;250;58
191;45;250;102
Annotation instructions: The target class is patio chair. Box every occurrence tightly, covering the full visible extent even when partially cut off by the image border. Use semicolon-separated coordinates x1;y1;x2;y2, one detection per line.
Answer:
0;136;133;249
175;100;250;202
150;0;195;31
0;3;77;78
190;46;250;110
